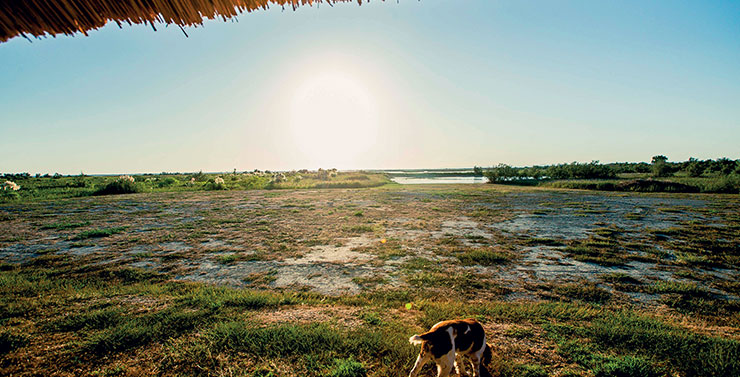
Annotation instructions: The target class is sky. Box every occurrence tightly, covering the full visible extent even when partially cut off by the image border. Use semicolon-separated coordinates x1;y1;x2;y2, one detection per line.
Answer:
1;0;739;174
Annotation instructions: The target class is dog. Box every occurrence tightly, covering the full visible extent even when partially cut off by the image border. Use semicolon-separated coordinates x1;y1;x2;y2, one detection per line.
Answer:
408;318;493;377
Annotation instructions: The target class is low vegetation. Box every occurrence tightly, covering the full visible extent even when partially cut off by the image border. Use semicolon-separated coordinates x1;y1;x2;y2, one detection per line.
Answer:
0;169;390;203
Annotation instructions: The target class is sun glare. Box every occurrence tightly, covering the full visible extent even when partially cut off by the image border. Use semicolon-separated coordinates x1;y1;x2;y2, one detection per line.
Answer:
289;71;378;169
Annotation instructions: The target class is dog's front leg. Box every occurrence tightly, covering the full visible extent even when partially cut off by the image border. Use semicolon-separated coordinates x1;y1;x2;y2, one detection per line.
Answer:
454;354;468;376
435;349;456;377
409;351;430;377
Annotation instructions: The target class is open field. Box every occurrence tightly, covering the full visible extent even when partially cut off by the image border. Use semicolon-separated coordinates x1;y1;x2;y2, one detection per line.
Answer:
1;184;739;377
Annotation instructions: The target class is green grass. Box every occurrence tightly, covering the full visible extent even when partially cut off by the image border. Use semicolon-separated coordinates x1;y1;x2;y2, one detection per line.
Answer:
589;312;740;377
553;283;611;304
329;357;367;377
72;226;127;240
40;221;91;230
456;248;514;266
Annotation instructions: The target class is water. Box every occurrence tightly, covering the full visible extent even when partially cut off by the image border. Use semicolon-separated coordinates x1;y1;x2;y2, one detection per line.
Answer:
391;176;486;184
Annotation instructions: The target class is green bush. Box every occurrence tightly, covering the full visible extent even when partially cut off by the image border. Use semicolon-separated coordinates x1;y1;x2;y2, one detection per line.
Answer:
94;178;139;195
156;177;178;188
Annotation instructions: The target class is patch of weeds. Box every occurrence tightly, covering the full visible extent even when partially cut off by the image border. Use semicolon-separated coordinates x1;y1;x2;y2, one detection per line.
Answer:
180;285;292;310
553;283;611;304
217;253;239;264
591;227;622;238
504;326;534;339
359;311;383;326
107;267;161;283
90;366;127;376
599;272;641;285
660;294;740;316
644;281;709;296
345;225;374;233
83;308;209;355
456;248;514;266
132;251;153;259
525;237;566;246
565;245;624;266
82;320;151;354
40;220;91;230
243;270;278;286
624;212;645;220
0;330;28;355
594;355;661;377
353;211;364;217
513;363;548;377
45;307;125;332
352;275;387;288
72;226;126;240
329;357;366;377
401;257;439;271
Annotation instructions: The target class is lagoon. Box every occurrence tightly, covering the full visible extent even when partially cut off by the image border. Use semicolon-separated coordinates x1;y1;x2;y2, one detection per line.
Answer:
390;176;486;184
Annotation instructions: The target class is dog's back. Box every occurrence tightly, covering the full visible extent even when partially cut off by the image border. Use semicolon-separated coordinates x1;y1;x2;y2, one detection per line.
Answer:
408;318;491;377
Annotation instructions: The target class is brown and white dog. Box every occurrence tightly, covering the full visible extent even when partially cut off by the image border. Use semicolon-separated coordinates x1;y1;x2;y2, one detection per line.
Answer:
408;318;492;377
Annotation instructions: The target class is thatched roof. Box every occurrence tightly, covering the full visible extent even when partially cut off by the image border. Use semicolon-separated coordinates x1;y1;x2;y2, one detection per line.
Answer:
0;0;360;43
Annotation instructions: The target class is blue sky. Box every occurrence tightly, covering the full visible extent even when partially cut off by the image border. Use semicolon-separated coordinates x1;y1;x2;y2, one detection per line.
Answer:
1;0;739;174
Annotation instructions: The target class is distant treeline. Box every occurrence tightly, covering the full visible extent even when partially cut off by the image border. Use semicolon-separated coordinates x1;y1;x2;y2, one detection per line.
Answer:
478;156;740;193
479;156;740;181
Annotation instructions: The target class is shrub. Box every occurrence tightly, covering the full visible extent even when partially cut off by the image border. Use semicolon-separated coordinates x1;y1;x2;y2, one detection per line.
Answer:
156;177;178;188
94;176;139;195
205;177;226;190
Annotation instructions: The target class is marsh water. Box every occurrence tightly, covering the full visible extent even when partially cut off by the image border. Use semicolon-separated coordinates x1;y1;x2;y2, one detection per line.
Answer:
390;176;486;184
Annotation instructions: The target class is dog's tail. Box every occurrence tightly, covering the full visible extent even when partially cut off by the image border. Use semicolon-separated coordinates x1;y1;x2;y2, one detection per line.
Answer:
408;334;424;345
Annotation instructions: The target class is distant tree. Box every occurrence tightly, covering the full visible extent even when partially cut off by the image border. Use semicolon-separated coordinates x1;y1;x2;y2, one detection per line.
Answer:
651;155;671;177
473;166;483;176
685;158;707;177
484;164;518;183
711;158;737;176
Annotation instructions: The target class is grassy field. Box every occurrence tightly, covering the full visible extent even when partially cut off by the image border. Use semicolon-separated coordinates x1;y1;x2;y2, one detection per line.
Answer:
1;184;739;376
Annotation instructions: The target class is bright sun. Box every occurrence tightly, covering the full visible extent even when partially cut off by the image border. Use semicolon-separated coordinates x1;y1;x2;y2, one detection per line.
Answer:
289;71;378;168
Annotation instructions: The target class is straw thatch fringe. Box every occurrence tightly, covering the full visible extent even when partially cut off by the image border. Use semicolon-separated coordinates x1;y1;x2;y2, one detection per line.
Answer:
0;0;364;43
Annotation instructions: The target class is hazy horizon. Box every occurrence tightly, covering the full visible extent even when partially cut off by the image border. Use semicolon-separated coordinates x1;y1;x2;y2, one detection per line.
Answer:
2;1;739;175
